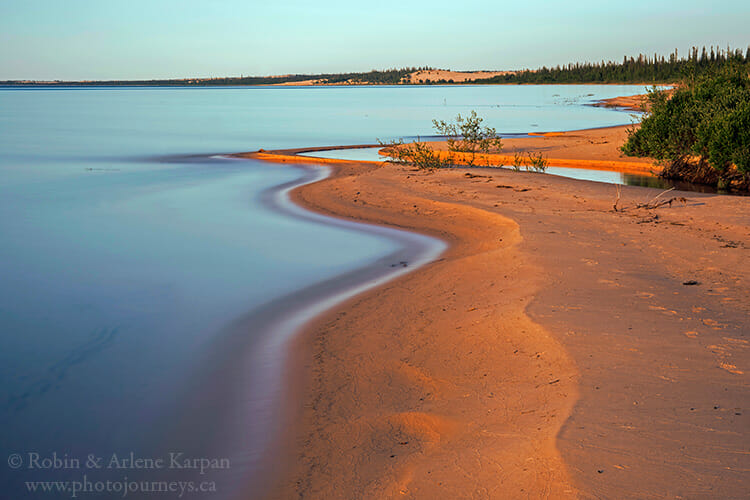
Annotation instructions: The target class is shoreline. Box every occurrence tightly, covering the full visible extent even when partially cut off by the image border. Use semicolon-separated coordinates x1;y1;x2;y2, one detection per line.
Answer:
140;159;446;500
216;163;447;499
238;124;749;498
1;81;668;88
269;157;581;498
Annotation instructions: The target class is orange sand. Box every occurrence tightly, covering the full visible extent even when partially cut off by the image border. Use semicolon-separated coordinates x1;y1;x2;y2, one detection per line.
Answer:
235;125;749;499
594;94;647;112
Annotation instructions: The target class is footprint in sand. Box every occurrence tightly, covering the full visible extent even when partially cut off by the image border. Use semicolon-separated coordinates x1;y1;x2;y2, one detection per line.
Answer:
597;279;620;287
706;339;746;375
648;305;678;315
702;318;727;329
723;337;749;346
719;363;744;375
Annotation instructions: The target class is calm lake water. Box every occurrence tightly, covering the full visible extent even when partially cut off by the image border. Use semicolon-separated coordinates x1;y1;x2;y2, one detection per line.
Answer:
0;84;645;497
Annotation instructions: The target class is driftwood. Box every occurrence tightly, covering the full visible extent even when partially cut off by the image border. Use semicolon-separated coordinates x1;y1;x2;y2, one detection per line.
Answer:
612;185;690;212
613;184;622;212
636;196;688;209
634;187;688;209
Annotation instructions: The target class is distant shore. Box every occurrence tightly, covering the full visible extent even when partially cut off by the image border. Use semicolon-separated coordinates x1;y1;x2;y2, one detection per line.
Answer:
0;78;668;88
237;119;749;498
0;81;667;88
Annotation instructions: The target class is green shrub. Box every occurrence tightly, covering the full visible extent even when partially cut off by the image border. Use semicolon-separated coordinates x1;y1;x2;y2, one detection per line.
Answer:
621;65;750;183
511;152;524;171
432;111;503;166
378;138;452;170
525;151;549;172
508;151;548;172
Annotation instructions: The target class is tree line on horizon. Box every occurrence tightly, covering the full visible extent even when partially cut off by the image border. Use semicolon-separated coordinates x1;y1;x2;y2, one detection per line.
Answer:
6;46;750;87
203;66;433;85
475;46;750;84
3;67;434;87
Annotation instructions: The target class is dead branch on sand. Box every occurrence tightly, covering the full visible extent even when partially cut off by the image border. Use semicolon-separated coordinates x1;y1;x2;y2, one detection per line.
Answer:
613;184;622;212
635;188;688;209
613;186;690;212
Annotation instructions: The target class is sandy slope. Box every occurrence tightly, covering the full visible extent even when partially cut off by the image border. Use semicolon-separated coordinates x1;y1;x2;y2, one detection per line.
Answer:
237;129;749;499
404;70;515;84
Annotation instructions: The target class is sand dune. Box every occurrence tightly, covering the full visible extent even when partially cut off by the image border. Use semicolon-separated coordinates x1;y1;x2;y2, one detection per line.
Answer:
404;69;515;84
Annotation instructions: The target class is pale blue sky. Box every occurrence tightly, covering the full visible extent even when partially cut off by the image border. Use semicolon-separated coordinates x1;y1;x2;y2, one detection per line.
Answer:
1;0;748;80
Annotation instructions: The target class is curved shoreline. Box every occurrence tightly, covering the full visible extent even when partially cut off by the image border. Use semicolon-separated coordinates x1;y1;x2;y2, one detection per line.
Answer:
139;157;447;499
208;161;447;499
243;153;582;498
243;137;749;498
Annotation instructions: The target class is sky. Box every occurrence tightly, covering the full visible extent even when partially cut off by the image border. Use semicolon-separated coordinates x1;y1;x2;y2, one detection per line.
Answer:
1;0;748;80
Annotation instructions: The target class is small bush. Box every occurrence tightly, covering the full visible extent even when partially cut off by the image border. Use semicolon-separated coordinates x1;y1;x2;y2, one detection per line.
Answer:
379;111;515;171
378;138;452;170
508;151;548;172
525;151;549;172
432;110;503;166
511;152;524;171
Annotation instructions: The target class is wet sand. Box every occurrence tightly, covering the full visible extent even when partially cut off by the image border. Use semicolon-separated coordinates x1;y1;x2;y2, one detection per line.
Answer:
593;94;648;112
236;126;749;498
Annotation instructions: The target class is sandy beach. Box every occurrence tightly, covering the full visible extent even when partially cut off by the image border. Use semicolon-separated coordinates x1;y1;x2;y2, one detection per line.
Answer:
237;124;749;499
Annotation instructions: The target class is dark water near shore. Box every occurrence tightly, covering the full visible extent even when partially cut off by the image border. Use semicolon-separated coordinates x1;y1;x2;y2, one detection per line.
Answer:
0;84;646;497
